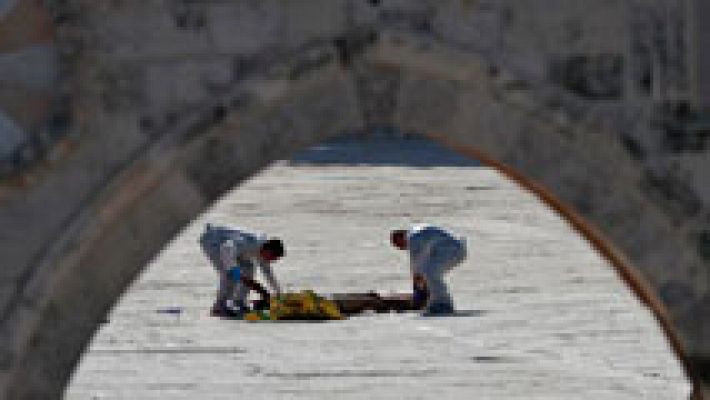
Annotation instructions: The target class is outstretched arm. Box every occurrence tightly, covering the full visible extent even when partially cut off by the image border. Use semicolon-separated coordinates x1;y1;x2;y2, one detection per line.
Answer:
259;262;282;296
412;273;429;309
240;276;270;300
409;239;434;277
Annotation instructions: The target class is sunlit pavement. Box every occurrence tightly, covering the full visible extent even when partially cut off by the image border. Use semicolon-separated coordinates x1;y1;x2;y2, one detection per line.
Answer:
67;141;690;399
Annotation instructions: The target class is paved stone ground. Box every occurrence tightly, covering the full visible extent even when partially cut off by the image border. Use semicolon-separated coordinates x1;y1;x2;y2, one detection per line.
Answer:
66;139;690;399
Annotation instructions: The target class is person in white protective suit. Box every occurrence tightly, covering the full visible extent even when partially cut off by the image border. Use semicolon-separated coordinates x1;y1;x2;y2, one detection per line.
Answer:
390;224;467;315
199;224;284;317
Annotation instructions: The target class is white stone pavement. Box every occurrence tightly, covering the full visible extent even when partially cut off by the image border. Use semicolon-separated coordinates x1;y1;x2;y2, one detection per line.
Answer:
66;159;690;399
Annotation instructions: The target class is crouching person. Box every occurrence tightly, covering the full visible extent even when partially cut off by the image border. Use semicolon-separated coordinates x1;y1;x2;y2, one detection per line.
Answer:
199;224;284;317
390;224;467;315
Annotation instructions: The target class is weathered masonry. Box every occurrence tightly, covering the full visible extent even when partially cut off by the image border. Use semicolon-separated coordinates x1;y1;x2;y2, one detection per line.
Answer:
0;1;709;398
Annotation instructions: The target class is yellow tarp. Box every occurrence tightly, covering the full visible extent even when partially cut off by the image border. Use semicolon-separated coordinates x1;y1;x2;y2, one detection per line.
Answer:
268;290;343;320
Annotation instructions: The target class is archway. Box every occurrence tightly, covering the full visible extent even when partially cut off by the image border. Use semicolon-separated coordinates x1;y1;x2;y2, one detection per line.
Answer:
1;1;708;398
66;135;690;398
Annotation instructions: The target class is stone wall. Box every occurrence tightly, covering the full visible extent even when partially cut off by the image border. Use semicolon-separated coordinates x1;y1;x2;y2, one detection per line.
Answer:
0;0;708;398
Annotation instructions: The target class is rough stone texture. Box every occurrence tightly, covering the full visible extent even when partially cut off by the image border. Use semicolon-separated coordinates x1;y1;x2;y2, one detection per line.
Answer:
0;0;708;398
688;0;710;112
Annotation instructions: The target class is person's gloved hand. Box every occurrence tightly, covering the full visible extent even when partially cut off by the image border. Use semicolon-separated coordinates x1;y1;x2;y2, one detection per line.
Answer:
227;266;241;283
252;297;270;311
413;274;426;290
412;287;428;309
412;274;428;309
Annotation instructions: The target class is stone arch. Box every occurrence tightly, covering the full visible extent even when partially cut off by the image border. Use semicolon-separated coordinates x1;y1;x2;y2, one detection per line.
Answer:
1;1;708;399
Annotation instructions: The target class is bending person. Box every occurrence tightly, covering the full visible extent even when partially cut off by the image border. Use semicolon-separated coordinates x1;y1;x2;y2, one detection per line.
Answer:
390;224;467;315
199;223;284;317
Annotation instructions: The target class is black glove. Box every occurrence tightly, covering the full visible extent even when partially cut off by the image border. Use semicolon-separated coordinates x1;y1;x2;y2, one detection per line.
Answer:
412;274;428;309
252;297;270;311
412;285;428;309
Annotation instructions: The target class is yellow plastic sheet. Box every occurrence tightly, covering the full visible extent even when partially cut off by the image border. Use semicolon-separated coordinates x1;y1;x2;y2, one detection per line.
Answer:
269;290;343;320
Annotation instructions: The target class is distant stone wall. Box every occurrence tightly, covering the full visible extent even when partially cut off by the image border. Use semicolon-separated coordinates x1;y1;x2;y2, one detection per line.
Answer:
0;1;708;398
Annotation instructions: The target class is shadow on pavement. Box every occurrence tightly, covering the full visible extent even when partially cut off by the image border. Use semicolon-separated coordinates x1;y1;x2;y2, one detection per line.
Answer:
419;309;488;318
288;133;482;167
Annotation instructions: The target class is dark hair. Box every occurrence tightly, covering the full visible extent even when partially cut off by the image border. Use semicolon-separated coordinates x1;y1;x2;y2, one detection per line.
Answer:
262;239;285;258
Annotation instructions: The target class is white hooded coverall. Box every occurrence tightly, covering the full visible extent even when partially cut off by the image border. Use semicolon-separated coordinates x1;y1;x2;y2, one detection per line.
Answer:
199;224;281;307
406;224;467;312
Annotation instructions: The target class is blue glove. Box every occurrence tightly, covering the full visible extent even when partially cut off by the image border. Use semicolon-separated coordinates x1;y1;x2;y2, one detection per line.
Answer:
227;266;241;283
